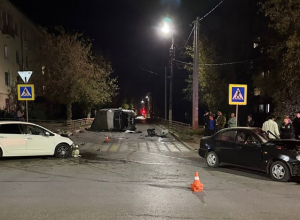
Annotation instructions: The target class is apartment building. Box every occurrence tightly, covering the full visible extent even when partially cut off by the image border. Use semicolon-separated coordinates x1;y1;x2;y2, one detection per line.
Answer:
0;0;41;112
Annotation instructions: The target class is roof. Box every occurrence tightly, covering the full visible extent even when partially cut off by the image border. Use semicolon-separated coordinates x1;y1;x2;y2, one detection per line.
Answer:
0;121;38;126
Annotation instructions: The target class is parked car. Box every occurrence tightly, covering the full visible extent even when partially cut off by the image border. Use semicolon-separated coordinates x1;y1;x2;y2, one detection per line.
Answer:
198;127;300;181
0;121;76;158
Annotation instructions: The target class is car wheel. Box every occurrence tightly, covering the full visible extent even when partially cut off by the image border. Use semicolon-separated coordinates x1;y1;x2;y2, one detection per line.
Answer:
55;144;71;158
270;161;290;182
206;151;219;167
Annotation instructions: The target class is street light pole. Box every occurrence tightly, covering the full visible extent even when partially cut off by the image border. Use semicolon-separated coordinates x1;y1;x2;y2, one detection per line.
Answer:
192;17;200;130
165;66;167;120
169;33;174;122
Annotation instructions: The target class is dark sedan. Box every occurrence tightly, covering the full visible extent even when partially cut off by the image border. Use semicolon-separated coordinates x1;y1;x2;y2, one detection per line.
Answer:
199;127;300;181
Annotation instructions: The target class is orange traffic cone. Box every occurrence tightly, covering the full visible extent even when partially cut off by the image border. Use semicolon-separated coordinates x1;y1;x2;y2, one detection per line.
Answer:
191;172;204;192
104;136;110;142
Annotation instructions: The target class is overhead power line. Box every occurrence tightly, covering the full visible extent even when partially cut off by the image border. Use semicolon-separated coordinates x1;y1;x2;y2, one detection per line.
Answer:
199;0;225;21
199;58;265;66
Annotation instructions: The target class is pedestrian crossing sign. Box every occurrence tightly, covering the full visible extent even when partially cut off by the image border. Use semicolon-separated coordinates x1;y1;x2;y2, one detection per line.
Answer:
229;84;247;105
17;84;35;101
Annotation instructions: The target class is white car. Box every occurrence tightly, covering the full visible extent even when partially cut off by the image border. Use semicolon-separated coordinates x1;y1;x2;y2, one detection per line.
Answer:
0;121;76;158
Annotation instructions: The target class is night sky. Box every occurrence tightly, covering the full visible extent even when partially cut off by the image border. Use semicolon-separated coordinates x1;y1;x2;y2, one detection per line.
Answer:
10;0;259;122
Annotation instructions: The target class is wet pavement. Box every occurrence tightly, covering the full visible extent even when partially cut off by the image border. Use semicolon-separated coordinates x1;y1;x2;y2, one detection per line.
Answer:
0;121;300;219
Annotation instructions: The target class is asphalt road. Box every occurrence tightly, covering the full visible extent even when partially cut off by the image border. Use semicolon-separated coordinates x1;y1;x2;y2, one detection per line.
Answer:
0;120;299;220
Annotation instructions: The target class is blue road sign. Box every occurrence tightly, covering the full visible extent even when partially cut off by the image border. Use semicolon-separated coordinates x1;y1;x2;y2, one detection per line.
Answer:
229;84;247;105
17;84;35;101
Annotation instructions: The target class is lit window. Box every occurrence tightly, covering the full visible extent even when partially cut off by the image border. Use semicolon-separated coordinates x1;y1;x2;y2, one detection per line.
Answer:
259;104;264;113
266;104;270;113
4;45;8;59
5;72;10;86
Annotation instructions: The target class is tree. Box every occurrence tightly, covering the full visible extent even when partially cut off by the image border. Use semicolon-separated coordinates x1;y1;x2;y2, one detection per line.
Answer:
257;0;300;117
183;36;228;113
39;27;118;120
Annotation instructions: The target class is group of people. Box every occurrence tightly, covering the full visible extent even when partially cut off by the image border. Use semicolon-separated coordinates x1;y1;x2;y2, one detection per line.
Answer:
262;112;300;139
203;110;300;140
203;111;248;136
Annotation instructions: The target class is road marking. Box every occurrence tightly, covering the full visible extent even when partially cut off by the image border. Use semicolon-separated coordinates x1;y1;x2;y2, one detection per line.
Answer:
165;142;180;152
128;142;138;151
173;142;190;152
139;142;148;152
147;141;159;152
156;142;169;152
100;143;111;152
109;143;121;152
118;143;128;152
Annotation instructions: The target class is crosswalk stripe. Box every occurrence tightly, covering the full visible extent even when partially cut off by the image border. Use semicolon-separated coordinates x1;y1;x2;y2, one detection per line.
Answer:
119;143;128;152
147;141;159;152
139;142;148;152
109;143;121;152
100;143;111;152
173;142;190;152
156;142;169;152
128;142;138;151
165;142;180;152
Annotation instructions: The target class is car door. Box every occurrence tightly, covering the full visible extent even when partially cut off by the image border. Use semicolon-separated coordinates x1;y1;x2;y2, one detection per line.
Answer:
21;124;55;156
215;130;238;164
235;130;263;169
0;123;27;156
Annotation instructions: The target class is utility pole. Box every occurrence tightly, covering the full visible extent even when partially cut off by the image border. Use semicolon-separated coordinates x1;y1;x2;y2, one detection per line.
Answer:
192;17;200;130
165;66;167;120
169;33;175;122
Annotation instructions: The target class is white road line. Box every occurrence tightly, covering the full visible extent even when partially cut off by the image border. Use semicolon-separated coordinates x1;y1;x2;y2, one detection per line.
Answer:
139;142;148;152
100;143;111;152
165;142;180;152
118;142;128;152
127;142;138;151
173;142;190;152
156;142;169;152
147;141;159;152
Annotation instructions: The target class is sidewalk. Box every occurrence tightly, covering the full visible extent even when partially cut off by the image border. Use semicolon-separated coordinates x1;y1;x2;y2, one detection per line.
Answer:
167;130;202;152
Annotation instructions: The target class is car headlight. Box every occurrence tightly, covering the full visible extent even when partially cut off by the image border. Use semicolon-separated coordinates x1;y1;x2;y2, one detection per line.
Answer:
296;155;300;161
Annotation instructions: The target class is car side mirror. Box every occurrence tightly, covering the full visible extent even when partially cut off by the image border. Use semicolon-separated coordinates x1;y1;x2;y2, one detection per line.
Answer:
45;131;50;137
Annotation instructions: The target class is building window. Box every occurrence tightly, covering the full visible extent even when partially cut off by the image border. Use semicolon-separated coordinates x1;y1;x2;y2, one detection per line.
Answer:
7;13;13;29
4;45;8;59
5;72;10;86
16;50;19;64
259;104;264;113
24;29;28;41
266;104;270;113
15;23;18;36
26;56;29;68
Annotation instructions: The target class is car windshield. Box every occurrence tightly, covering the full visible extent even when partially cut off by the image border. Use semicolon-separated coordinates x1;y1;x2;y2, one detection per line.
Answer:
252;128;269;143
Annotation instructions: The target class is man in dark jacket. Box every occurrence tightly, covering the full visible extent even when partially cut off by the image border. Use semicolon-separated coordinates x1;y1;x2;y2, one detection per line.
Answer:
203;111;209;136
207;115;217;136
292;112;300;139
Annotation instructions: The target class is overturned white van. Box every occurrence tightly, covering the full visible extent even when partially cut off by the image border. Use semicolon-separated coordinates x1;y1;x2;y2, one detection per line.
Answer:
91;108;136;131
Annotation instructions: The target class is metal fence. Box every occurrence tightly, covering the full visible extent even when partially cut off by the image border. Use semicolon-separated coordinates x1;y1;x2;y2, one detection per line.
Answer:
0;118;94;132
155;118;191;134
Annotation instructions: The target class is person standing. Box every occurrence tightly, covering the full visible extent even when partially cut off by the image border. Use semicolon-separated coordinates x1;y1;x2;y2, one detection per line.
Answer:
17;108;25;121
207;115;217;136
216;111;226;131
246;115;255;127
227;113;237;128
262;115;280;139
280;118;294;139
203;111;209;136
293;112;300;139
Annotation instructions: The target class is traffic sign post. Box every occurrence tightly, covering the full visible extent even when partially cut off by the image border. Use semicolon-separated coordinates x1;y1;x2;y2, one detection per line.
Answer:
229;84;247;127
17;71;34;122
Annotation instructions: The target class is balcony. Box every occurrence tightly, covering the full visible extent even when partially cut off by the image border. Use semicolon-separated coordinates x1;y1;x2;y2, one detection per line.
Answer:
2;25;15;39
